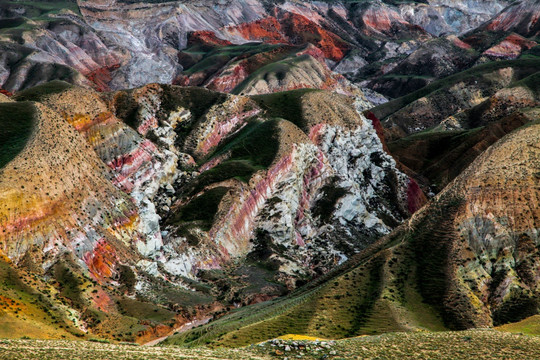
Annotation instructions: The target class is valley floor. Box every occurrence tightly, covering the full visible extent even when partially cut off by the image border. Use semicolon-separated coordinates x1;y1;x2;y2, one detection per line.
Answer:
1;330;539;360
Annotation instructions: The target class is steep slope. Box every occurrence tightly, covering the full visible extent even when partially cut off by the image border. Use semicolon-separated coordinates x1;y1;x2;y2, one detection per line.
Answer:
482;0;540;38
1;0;538;347
0;91;198;342
0;0;513;93
373;58;540;141
165;121;540;347
0;82;419;341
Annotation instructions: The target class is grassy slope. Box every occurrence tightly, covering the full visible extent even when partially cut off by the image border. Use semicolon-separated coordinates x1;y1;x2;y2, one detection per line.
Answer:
0;102;37;169
251;88;319;130
496;315;540;336
372;58;540;120
183;43;280;74
0;259;76;340
13;81;73;102
231;55;313;95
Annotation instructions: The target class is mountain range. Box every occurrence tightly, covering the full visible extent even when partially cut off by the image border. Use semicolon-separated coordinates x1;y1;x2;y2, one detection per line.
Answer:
0;0;538;353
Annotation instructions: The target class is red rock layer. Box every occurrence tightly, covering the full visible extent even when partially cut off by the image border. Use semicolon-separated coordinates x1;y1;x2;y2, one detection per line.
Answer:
365;111;389;153
85;64;121;92
206;62;250;93
232;17;289;44
83;238;119;280
483;34;537;59
203;46;296;93
486;1;540;37
225;12;350;62
0;89;12;97
359;4;428;40
188;31;233;47
280;12;350;62
406;178;426;214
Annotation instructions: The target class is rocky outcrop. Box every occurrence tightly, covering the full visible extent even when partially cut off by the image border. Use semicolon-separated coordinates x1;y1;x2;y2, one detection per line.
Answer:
0;0;521;94
0;82;418;341
376;59;540;141
483;34;537;60
170;120;540;346
367;35;481;97
400;0;511;36
483;0;540;38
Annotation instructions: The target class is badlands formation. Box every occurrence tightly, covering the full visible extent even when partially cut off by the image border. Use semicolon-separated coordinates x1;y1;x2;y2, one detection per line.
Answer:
0;0;538;354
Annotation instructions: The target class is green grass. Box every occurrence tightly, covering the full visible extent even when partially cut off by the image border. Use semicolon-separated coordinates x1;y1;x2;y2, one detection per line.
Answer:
0;101;37;169
183;43;280;75
388;127;485;190
0;18;26;29
167;119;282;233
496;315;540;336
0;259;78;339
203;118;281;170
520;45;540;59
231;54;313;95
13;80;73;102
187;160;264;195
52;262;85;310
116;298;176;325
137;276;214;309
161;85;227;122
372;58;540;120
251;88;319;131
511;71;540;96
2;1;80;18
168;187;230;231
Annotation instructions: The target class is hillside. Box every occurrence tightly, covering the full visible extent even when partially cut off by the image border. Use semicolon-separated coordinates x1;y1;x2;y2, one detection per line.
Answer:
165;121;540;347
0;80;424;342
0;0;539;353
0;0;516;94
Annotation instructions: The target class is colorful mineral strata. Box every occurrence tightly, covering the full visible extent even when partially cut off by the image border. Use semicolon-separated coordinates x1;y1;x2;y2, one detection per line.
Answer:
0;1;539;355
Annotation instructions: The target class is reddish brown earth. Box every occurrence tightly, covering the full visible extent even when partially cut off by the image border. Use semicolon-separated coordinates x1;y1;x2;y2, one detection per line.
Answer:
224;13;350;62
188;31;233;47
85;64;121;92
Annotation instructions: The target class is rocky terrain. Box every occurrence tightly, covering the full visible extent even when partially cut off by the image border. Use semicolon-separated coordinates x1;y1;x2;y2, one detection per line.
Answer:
0;0;539;352
0;0;518;94
166;120;539;347
0;79;421;342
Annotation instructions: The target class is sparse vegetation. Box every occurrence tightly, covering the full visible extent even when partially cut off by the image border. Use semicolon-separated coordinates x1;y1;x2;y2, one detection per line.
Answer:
372;58;540;120
1;330;540;359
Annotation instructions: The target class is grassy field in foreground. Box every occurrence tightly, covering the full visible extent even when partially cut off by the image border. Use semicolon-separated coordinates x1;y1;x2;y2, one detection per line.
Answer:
496;315;540;336
1;330;539;360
